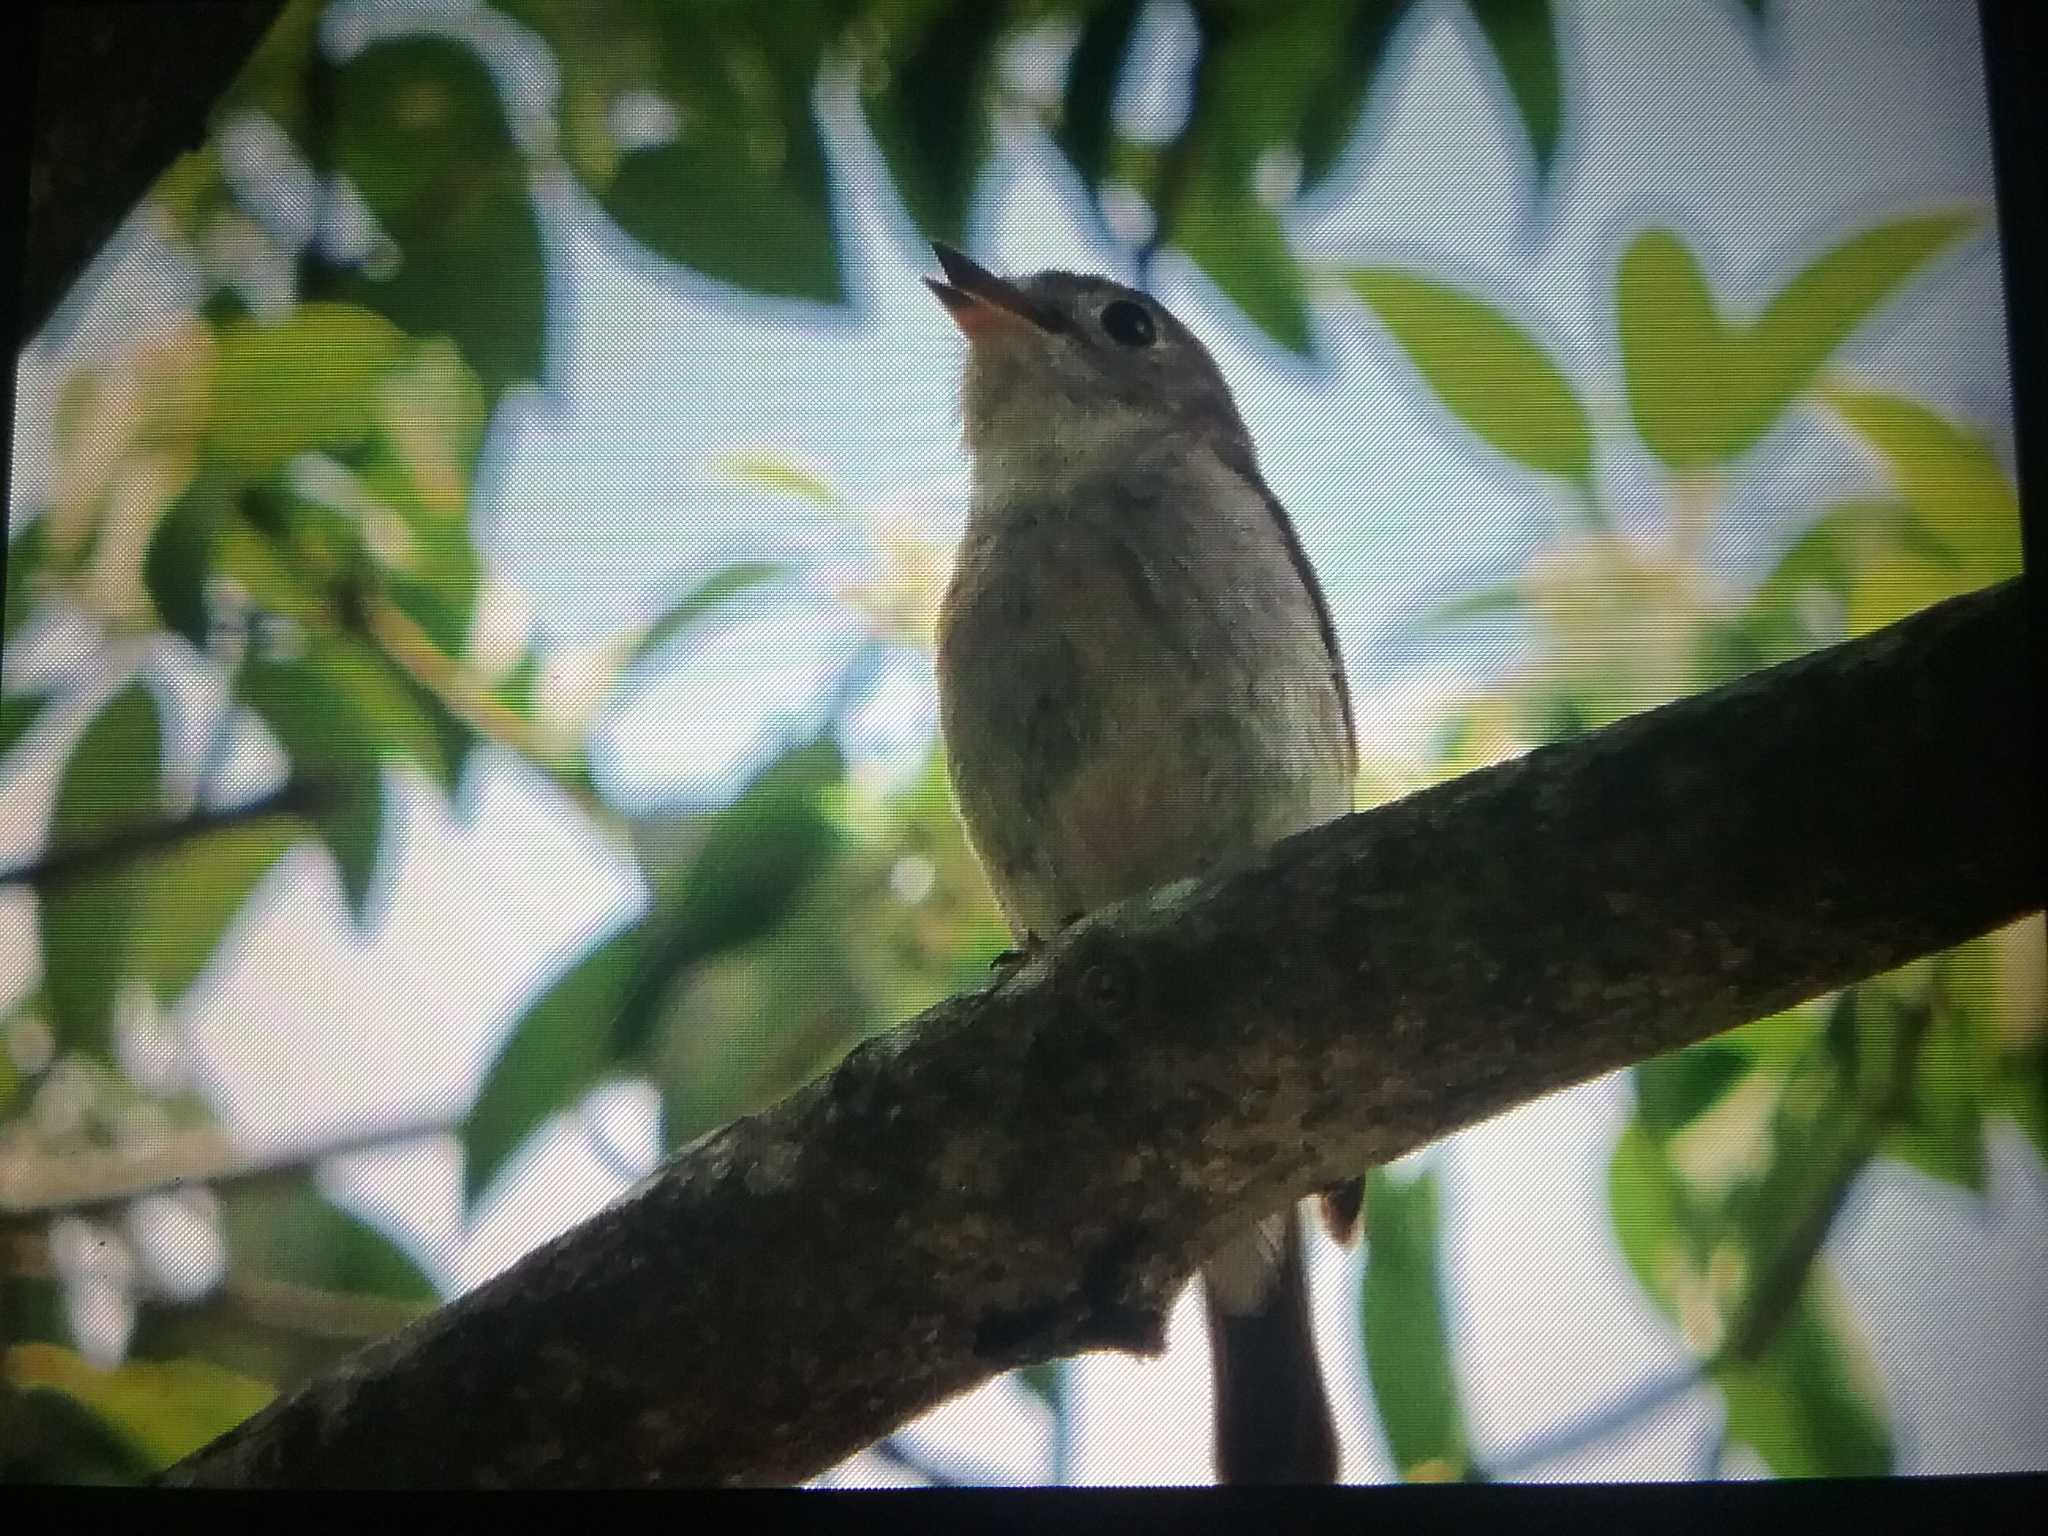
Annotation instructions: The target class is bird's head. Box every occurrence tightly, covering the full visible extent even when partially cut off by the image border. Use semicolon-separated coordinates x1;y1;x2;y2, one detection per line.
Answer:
926;243;1254;494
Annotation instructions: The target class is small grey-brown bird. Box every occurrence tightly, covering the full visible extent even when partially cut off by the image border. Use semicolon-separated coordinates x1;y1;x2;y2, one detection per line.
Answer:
925;243;1361;1484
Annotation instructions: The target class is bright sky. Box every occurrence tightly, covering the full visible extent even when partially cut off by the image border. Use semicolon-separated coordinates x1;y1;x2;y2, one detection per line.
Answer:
5;0;2043;1484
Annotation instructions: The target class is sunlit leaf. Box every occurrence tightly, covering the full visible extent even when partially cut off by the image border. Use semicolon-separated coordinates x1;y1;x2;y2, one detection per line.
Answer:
710;449;845;509
1345;268;1591;483
1878;979;1992;1194
204;304;409;480
41;682;163;1060
464;922;644;1210
4;1343;275;1472
1821;385;2020;577
1618;214;1977;471
1465;0;1562;188
1362;1166;1473;1481
620;560;788;682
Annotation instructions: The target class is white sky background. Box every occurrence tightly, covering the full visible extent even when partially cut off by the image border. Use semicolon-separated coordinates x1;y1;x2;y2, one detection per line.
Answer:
5;0;2045;1484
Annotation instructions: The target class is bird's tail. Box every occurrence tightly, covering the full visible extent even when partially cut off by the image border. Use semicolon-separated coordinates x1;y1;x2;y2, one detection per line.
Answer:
1201;1204;1339;1484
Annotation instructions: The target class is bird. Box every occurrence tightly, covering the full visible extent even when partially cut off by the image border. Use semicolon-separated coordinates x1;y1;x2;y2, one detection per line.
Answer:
924;242;1362;1484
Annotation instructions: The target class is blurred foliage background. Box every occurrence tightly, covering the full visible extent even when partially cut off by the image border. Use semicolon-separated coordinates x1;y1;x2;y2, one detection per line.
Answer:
1;0;2040;1485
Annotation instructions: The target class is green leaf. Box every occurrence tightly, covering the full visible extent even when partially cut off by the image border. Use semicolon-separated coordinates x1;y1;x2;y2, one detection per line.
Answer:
1465;0;1562;189
1054;0;1145;219
862;3;1008;247
4;1343;275;1473
1618;214;1978;471
1821;386;2020;578
1995;1046;2048;1168
1635;1046;1752;1137
627;737;847;1058
1;688;54;763
1362;1166;1474;1481
1345;267;1592;482
204;304;410;480
7;518;49;642
132;821;295;1006
1878;984;1991;1194
1175;173;1315;356
331;38;548;408
1714;1277;1891;1475
142;490;218;649
463;922;645;1210
620;560;787;681
709;449;845;509
219;1172;440;1305
1295;0;1410;195
41;682;164;1060
238;638;436;923
3;1375;158;1483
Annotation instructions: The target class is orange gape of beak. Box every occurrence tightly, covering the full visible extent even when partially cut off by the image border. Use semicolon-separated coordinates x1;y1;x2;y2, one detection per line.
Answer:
925;243;1049;340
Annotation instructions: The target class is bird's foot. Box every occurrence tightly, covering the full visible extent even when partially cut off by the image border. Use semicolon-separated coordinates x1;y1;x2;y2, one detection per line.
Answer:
990;930;1047;973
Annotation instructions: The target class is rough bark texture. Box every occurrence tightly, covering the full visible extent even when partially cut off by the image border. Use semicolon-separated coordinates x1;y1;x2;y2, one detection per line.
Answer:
162;579;2039;1487
21;1;284;348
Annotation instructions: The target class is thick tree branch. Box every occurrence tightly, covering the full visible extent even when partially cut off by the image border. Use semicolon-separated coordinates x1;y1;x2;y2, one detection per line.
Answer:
163;580;2037;1487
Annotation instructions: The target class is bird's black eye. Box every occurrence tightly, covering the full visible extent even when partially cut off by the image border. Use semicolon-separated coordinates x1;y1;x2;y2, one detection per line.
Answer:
1100;299;1157;348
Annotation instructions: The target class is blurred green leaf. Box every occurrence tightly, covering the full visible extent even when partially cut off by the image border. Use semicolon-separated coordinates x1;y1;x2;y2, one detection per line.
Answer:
3;1375;158;1484
220;1172;440;1305
239;635;444;922
1014;1360;1064;1413
1635;1046;1752;1137
1295;0;1410;194
627;737;847;1059
1716;1279;1891;1476
1175;171;1315;355
710;449;845;509
620;560;788;681
1362;1166;1474;1481
7;518;49;642
1821;385;2020;578
1878;984;1991;1194
1465;0;1561;188
142;491;218;650
204;304;410;480
863;3;1008;247
1054;0;1145;220
1;688;54;764
41;682;164;1061
3;1343;274;1473
464;922;645;1211
1345;268;1592;482
133;821;295;1007
1618;214;1977;471
331;38;548;408
1996;1047;2048;1167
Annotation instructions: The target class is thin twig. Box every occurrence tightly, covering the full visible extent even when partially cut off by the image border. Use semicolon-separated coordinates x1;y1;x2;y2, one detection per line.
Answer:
0;777;326;890
0;1109;455;1222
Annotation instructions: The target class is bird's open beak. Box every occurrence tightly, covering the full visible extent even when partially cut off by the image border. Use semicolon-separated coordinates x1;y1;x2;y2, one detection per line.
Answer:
926;243;1050;340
